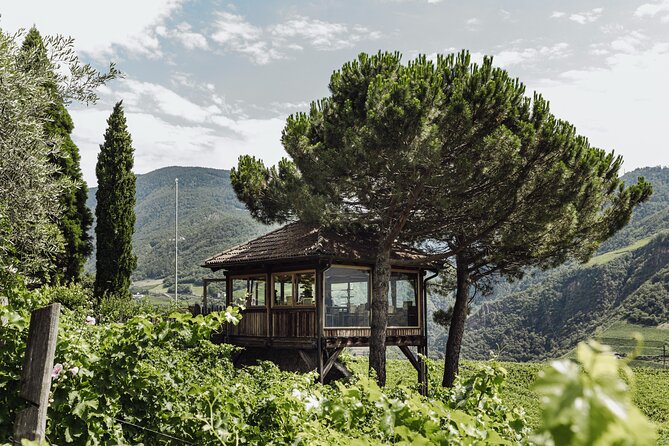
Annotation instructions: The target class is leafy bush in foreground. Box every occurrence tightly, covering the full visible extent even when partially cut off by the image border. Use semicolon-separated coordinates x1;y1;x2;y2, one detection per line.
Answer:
0;276;658;445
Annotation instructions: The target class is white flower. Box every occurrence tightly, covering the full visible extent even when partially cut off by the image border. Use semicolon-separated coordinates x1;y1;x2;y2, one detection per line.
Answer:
292;388;303;399
224;311;236;323
51;363;63;379
305;395;321;411
85;316;96;325
69;366;79;376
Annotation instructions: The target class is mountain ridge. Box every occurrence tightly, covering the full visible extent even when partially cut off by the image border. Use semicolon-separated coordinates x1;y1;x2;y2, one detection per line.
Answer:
454;166;669;362
86;165;271;283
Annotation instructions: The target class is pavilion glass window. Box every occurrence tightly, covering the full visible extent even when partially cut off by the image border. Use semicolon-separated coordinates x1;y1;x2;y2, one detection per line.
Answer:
273;273;293;306
296;272;315;305
272;271;316;306
324;266;370;327
231;275;266;307
387;271;419;326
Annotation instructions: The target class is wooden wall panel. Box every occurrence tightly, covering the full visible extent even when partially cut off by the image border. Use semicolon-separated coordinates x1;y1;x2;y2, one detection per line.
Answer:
271;310;317;337
228;309;267;337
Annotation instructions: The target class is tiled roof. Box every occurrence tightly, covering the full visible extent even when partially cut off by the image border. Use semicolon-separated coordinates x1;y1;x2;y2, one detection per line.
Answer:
202;221;435;269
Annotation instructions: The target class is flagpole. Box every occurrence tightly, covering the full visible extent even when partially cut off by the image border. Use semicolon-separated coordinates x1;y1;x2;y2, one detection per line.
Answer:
175;178;179;305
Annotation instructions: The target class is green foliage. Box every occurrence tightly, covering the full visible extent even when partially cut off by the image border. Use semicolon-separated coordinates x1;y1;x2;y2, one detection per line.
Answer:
166;283;192;295
42;283;92;316
461;232;669;362
534;340;656;445
94;294;169;323
600;166;669;252
1;284;532;445
456;167;669;365
94;102;137;299
86;166;271;283
231;50;651;386
0;26;115;285
2;277;664;446
20;27;93;284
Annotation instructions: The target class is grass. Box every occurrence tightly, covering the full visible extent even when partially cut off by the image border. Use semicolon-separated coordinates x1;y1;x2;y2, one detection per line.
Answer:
587;236;653;266
347;354;669;444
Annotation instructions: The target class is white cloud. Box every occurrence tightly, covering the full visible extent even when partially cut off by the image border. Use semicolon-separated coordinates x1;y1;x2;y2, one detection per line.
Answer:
71;108;286;186
211;12;381;64
465;17;481;30
635;0;669;22
212;12;263;46
211;12;283;64
0;0;185;60
610;31;646;53
69;76;290;185
492;42;570;68
589;43;610;56
109;79;225;126
271;16;380;50
533;43;669;171
156;22;208;50
569;8;604;25
551;11;566;18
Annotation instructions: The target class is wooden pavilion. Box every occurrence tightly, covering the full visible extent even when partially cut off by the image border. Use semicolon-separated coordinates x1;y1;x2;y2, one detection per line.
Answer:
200;221;439;390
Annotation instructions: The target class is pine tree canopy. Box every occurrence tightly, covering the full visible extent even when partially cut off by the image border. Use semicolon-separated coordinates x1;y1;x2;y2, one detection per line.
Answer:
231;50;652;386
94;101;137;299
232;50;651;269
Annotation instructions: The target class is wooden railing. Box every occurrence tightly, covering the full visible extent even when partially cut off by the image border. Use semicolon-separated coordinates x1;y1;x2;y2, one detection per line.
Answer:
228;309;267;337
271;308;317;338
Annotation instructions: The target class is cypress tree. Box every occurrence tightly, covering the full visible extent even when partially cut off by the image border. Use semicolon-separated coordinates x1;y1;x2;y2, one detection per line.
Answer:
19;27;93;283
94;101;137;299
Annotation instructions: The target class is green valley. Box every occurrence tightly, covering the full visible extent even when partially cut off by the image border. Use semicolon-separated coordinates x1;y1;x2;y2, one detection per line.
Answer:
454;166;669;364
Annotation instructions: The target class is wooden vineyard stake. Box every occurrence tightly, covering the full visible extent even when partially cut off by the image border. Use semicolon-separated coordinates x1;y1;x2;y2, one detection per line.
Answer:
13;303;61;445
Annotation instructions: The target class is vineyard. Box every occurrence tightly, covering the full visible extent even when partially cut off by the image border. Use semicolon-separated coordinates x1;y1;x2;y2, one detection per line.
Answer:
1;281;663;445
350;356;669;444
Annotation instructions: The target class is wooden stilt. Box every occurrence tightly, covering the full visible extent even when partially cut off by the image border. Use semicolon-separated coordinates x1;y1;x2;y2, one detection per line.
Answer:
399;345;427;396
298;349;316;371
322;347;344;380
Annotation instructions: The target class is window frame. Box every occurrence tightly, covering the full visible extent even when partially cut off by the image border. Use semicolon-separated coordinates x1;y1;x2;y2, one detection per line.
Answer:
323;264;372;329
322;265;422;329
229;274;267;309
270;269;317;307
386;269;421;329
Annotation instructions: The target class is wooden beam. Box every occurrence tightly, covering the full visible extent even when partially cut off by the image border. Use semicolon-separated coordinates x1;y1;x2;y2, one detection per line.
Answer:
417;345;427;396
322;347;344;379
202;279;208;311
14;304;60;444
316;266;324;383
298;349;316;371
332;360;352;379
231;349;244;367
399;345;421;373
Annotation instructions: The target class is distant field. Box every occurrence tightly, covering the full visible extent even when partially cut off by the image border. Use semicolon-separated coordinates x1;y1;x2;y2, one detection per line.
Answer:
348;355;669;444
132;279;203;308
592;320;669;368
587;236;653;265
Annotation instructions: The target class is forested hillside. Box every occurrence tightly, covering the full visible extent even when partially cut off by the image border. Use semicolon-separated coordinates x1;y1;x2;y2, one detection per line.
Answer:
455;166;669;362
86;166;270;283
87;165;669;361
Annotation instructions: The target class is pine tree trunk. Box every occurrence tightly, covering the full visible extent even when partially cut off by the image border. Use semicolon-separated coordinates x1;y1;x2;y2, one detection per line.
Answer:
442;254;470;387
369;249;391;386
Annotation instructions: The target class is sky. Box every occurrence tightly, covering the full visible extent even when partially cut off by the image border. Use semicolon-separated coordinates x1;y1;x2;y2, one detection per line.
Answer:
2;0;668;185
